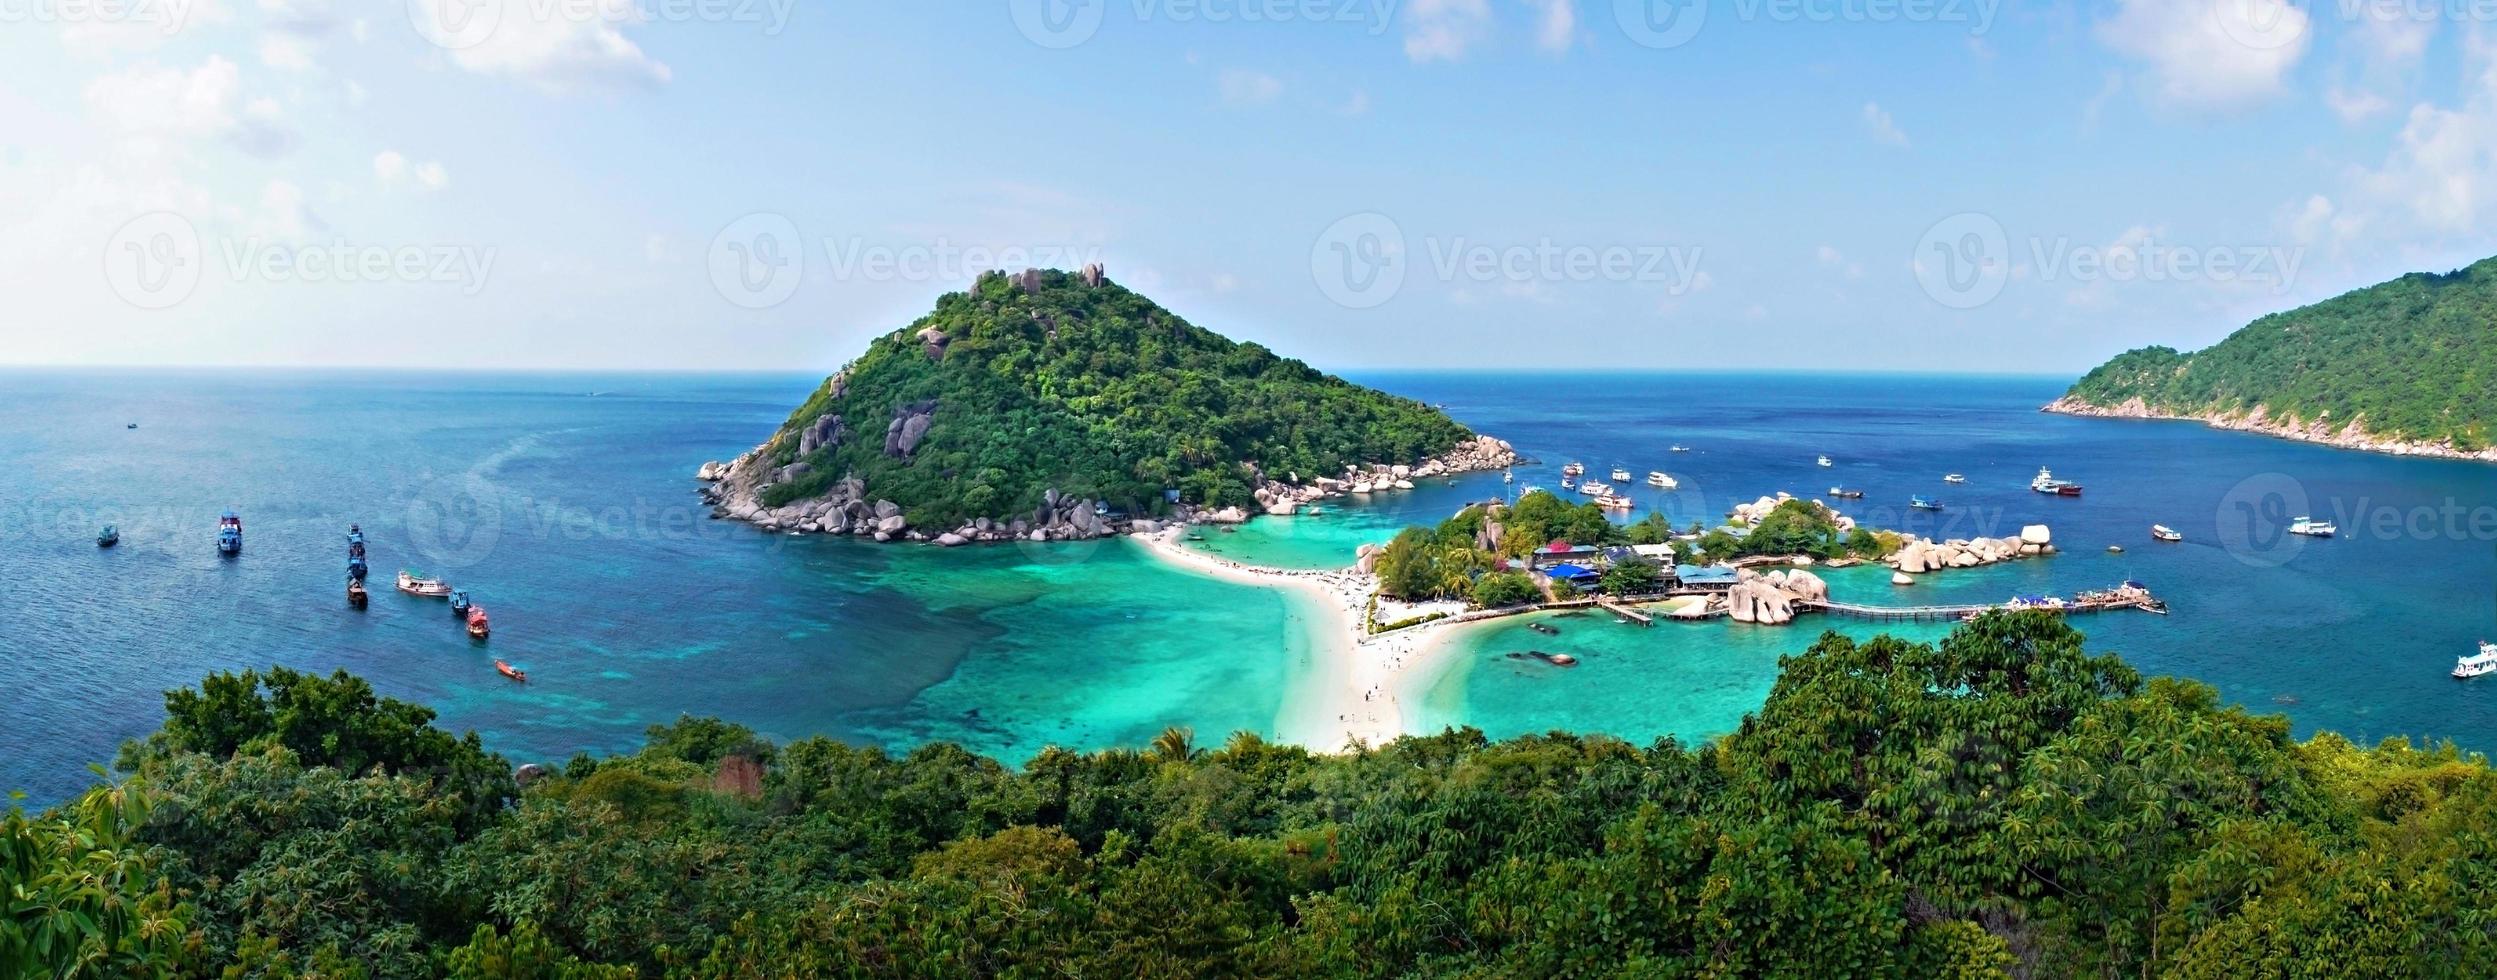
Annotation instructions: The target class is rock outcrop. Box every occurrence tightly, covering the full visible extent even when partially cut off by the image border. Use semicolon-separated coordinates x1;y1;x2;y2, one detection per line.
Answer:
1722;568;1827;626
1889;528;2055;575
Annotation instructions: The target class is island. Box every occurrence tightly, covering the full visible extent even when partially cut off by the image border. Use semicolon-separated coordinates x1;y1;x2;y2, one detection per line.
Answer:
697;266;1517;543
2048;254;2497;460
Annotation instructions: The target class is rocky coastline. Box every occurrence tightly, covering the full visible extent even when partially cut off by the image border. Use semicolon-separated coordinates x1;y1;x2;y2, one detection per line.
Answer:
695;434;1519;546
2043;395;2497;463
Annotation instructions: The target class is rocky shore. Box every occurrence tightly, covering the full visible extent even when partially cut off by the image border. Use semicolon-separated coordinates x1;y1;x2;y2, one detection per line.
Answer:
694;434;1519;546
2043;395;2497;463
1887;525;2056;582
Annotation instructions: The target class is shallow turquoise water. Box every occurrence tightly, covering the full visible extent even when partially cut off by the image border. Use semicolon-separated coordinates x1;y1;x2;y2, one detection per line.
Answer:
8;368;2497;805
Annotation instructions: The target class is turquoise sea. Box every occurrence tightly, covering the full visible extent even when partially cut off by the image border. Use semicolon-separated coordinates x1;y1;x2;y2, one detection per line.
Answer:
5;369;2494;803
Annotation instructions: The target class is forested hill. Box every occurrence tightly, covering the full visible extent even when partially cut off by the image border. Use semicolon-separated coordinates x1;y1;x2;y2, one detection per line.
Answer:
722;267;1479;530
2054;255;2497;452
17;614;2497;976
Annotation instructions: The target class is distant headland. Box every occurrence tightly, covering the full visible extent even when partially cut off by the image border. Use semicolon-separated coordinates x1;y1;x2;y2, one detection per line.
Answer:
696;267;1517;544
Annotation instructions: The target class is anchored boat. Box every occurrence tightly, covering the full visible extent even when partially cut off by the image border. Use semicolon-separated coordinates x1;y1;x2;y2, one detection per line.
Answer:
466;606;490;640
1943;473;1966;484
495;659;527;682
1817;455;1833;467
1646;471;1677;489
2288;517;2338;537
96;525;119;548
217;511;242;555
397;570;453;597
2457;643;2497;679
2030;467;2083;496
1826;487;1864;499
450;589;473;617
2152;525;2182;542
1910;496;1943;511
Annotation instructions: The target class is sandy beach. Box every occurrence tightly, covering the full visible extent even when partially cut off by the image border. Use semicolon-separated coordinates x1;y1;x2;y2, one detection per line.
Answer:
1134;527;1487;752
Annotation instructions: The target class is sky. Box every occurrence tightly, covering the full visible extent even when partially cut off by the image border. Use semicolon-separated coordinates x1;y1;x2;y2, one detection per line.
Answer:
3;0;2496;374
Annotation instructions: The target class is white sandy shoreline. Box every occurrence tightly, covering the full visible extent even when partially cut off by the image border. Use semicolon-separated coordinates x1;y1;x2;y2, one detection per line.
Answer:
1131;528;1492;753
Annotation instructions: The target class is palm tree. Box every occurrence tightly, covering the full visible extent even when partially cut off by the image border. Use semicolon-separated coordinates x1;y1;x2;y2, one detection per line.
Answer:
1150;726;1197;763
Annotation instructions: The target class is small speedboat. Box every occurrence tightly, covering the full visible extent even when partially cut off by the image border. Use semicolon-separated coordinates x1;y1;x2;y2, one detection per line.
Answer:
2152;525;2182;542
1910;496;1943;511
1943;473;1966;484
2288;517;2337;537
1610;468;1632;483
1562;462;1585;477
466;606;490;640
1529;651;1579;667
397;570;453;597
96;525;119;548
1817;455;1833;467
2107;545;2124;554
494;659;527;682
1669;445;1691;453
1827;487;1864;499
2457;642;2497;679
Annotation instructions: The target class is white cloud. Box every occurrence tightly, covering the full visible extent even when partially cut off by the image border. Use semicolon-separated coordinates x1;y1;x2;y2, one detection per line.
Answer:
1815;244;1866;279
373;150;407;183
59;0;231;59
1218;69;1284;106
2327;85;2392;123
1404;0;1491;63
415;161;450;190
1523;0;1575;54
1861;101;1909;147
2096;0;2309;111
375;150;449;191
416;0;672;90
2325;6;2435;127
84;56;297;157
258;33;315;72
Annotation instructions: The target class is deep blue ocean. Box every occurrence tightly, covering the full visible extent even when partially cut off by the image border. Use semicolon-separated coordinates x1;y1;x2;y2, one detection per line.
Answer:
5;369;2494;804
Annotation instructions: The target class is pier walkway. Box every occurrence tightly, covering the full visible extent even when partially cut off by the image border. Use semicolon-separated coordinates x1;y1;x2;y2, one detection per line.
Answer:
1596;600;1654;626
1800;594;2167;623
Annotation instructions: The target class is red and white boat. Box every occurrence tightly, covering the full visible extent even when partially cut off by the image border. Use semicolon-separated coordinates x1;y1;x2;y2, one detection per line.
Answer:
466;606;491;640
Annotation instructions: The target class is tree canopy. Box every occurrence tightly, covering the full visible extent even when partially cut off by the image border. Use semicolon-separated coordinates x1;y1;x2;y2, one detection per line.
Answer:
17;615;2497;976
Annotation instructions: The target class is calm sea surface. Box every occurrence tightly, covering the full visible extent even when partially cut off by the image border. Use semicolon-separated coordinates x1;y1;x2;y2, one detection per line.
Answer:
5;369;2493;803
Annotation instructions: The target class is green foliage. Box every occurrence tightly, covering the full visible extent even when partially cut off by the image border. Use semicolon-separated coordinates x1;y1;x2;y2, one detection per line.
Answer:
0;781;194;977
757;269;1476;526
1497;489;1620;553
35;616;2497;976
1599;557;1665;596
1469;570;1539;607
1694;498;1892;563
2062;256;2497;445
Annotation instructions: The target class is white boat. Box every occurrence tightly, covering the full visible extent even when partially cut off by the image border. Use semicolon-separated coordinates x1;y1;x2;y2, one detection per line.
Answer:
1577;481;1613;497
1610;468;1632;483
1562;462;1585;477
1669;445;1691;453
1646;471;1676;489
1503;469;1514;484
1943;473;1966;484
1595;494;1635;511
2030;467;2084;496
2457;642;2497;679
2288;517;2337;537
2151;525;2182;542
396;570;453;598
1817;455;1833;467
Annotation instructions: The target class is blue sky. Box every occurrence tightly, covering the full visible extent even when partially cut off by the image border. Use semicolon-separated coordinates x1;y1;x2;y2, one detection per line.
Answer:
4;0;2494;373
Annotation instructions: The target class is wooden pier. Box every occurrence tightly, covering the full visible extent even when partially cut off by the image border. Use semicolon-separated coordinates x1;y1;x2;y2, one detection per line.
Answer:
1596;600;1654;626
1799;594;2167;624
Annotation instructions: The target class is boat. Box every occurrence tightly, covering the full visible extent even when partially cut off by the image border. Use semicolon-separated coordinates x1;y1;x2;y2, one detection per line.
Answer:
126;422;138;430
396;570;453;597
1595;494;1635;511
2457;642;2497;679
1560;477;1576;490
450;589;473;617
1562;462;1585;477
1910;495;1943;511
2107;545;2124;554
1943;473;1966;484
2152;525;2182;542
466;606;490;640
1577;481;1613;496
1817;455;1833;467
1503;469;1514;484
2288;517;2337;537
96;525;118;548
495;659;527;682
1826;487;1864;499
1646;471;1677;489
347;579;367;606
2030;467;2083;496
1669;445;1690;453
217;511;242;555
1610;468;1632;483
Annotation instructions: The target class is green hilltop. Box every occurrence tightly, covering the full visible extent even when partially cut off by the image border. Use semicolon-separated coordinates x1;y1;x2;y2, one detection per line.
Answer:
734;268;1479;530
2056;255;2497;451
